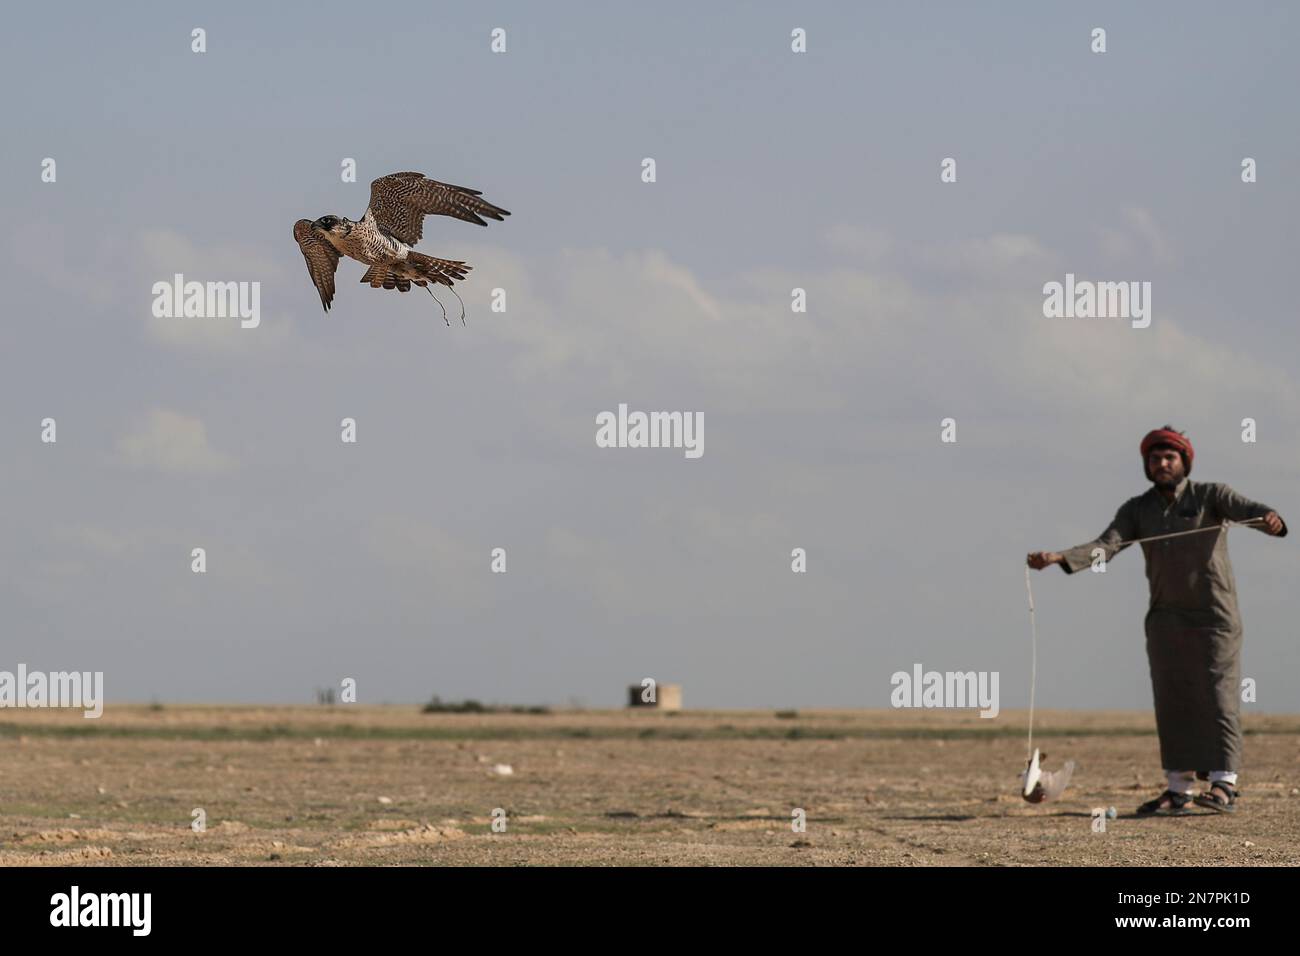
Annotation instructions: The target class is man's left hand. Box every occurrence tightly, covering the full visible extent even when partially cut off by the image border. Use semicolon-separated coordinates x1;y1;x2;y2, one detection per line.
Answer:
1261;511;1284;535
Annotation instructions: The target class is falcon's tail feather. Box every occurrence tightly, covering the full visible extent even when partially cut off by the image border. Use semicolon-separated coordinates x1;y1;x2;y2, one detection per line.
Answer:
359;255;469;325
359;266;411;292
406;251;471;287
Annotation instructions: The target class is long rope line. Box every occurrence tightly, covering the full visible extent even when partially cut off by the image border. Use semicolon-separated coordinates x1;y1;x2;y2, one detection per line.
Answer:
1024;565;1037;760
1023;516;1266;760
1113;516;1265;548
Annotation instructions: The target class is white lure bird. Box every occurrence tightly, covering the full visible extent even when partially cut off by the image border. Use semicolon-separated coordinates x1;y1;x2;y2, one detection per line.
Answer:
1021;748;1076;803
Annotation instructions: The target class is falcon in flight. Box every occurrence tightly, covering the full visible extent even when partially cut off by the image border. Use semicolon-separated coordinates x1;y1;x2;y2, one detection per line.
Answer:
293;171;510;322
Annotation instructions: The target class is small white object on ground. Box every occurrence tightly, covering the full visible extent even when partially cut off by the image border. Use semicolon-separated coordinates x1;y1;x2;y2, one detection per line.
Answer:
492;764;514;776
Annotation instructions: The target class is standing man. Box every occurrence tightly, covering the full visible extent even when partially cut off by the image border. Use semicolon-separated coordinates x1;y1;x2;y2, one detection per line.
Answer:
1027;427;1286;816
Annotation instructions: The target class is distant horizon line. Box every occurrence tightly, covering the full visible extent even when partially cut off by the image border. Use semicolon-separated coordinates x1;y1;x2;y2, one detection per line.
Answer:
6;702;1299;717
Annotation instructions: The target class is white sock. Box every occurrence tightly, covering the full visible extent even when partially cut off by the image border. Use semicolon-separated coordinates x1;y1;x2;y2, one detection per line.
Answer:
1166;770;1196;794
1208;771;1238;787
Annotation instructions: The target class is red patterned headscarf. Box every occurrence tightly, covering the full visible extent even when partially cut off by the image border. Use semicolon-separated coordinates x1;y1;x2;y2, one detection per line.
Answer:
1140;427;1194;480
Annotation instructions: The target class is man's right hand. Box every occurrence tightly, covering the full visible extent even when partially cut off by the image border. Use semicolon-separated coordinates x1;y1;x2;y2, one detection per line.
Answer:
1026;551;1063;570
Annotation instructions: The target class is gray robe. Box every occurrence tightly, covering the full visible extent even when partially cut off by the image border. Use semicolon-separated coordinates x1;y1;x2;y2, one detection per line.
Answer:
1059;478;1286;771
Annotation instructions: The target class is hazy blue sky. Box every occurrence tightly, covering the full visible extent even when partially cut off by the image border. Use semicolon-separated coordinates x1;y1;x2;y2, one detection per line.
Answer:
2;2;1297;713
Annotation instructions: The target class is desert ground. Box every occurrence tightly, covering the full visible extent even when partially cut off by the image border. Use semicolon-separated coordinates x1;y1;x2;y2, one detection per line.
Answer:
1;706;1297;866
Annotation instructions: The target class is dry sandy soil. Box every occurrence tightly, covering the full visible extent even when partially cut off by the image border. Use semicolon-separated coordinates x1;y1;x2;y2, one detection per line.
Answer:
1;706;1297;866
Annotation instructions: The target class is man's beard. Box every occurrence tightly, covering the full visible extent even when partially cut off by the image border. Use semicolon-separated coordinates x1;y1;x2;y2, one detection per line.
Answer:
1152;473;1182;492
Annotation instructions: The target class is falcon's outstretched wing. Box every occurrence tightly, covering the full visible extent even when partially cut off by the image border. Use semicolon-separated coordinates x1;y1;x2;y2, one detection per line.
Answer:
293;219;340;312
367;172;510;246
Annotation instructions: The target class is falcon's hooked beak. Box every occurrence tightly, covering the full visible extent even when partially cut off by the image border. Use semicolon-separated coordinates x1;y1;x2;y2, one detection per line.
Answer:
313;216;350;237
311;218;351;259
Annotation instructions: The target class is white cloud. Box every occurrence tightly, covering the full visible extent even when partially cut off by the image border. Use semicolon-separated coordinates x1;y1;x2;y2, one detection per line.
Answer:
447;224;1294;442
1097;205;1175;266
7;222;299;353
115;408;235;474
139;228;297;353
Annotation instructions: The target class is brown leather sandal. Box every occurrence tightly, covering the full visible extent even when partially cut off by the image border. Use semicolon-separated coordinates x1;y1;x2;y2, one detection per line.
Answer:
1193;781;1238;814
1136;789;1193;816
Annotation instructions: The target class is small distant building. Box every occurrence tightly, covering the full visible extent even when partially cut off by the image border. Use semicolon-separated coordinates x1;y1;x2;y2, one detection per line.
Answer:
627;683;682;711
